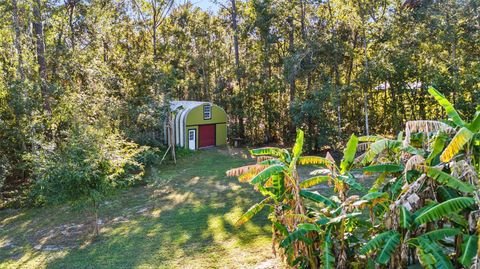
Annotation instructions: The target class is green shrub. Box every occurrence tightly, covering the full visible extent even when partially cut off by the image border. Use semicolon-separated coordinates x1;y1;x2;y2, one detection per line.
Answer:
27;125;146;235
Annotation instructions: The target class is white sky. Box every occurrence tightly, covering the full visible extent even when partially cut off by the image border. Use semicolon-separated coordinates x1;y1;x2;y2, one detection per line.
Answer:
191;0;223;13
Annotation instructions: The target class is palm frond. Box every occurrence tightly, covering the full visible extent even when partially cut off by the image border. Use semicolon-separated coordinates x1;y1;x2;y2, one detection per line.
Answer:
458;234;478;267
440;127;474;162
300;190;336;208
340;134;358;174
292;129;304;159
403;120;455;146
363;163;403;173
279;227;313;248
418;237;454;269
358;135;384;142
250;147;283;157
428;87;465;127
426;167;474;193
404;154;425;175
399;205;412;228
361;139;401;165
376;232;401;264
321;230;335;269
359;230;397;254
426;132;447;164
297;156;334;167
300;175;330;188
226;164;267;177
235;197;271;227
256;155;274;163
414;197;475;224
250;164;286;185
421;228;460;241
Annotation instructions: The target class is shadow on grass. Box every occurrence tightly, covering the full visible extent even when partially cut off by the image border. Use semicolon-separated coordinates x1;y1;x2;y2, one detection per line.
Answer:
35;149;274;269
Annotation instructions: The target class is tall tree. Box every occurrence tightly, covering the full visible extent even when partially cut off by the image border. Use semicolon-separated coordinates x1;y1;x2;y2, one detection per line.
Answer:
12;0;24;82
32;0;51;115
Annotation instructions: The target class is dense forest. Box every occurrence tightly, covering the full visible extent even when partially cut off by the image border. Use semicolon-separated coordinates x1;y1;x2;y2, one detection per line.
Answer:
0;0;479;206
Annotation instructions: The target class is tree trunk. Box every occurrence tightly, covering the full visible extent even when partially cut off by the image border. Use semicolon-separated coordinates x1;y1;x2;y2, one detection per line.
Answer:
152;6;157;61
299;0;306;40
67;0;75;51
362;28;370;136
93;201;100;237
287;1;296;135
32;0;52;116
287;13;295;105
12;0;25;82
327;1;342;135
230;0;244;139
231;0;240;79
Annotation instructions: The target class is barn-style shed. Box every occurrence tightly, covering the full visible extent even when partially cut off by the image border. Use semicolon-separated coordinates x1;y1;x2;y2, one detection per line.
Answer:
165;101;227;150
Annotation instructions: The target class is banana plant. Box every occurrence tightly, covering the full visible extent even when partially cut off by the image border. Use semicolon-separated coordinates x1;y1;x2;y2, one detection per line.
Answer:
361;197;477;268
227;132;368;268
227;86;479;268
227;130;321;267
428;87;480;166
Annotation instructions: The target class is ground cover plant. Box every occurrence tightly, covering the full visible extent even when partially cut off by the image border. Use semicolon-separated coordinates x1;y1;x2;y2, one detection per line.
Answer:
227;87;480;268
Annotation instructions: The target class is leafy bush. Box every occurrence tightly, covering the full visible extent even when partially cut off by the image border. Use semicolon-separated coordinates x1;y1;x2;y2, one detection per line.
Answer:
27;125;146;235
0;155;9;191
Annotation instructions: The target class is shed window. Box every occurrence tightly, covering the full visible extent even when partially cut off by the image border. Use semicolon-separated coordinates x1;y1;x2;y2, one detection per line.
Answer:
203;104;212;120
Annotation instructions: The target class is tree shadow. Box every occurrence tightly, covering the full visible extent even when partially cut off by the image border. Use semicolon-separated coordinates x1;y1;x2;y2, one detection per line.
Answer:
34;149;276;268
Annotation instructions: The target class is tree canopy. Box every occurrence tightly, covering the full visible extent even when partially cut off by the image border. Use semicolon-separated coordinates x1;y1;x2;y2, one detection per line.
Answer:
0;0;479;205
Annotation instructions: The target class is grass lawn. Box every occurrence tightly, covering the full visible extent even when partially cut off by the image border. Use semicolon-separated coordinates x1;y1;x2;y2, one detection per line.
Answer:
0;148;278;269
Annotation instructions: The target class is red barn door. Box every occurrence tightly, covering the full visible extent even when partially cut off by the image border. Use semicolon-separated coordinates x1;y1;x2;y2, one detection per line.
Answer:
199;124;215;148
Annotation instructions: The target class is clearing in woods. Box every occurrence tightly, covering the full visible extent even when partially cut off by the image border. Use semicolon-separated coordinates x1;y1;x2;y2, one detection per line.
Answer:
0;149;278;269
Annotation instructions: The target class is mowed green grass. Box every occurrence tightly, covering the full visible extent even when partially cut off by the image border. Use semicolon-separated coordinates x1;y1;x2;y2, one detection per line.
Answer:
0;148;277;269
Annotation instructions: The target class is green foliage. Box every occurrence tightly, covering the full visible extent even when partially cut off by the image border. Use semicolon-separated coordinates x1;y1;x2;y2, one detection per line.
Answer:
418;237;454;269
321;230;335;269
421;228;460;241
360;231;398;255
279;227;313;249
428;87;466;127
28;127;146;206
458;234;478;267
235;197;271;227
426;167;475;193
414;197;475;224
229;87;480;268
250;165;286;185
299;190;336;208
340;134;358;174
440;127;474;162
361;139;401;165
363;164;403;173
299;176;330;189
399;205;412;229
376;232;401;264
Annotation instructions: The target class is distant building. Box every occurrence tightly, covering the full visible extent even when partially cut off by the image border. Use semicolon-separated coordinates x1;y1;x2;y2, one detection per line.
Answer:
164;101;228;150
374;81;423;91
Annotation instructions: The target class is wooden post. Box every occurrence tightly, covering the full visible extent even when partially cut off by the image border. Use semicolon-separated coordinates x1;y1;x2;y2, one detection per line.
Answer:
169;114;176;164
